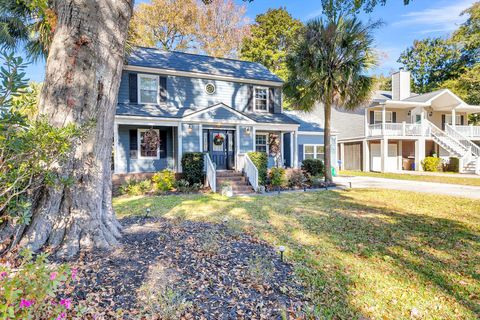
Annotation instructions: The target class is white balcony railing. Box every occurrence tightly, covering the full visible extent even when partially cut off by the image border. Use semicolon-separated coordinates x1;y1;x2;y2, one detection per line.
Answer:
453;125;480;138
244;153;259;192
367;122;427;137
205;153;216;193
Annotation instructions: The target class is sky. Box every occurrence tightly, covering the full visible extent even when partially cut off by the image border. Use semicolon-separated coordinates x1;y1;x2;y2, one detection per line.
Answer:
22;0;476;82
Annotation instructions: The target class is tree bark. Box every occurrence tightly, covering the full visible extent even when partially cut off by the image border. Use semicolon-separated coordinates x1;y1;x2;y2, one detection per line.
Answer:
324;100;333;183
18;0;133;259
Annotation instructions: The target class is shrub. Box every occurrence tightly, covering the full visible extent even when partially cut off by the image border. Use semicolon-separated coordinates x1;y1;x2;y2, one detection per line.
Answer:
449;157;460;172
247;152;268;185
119;179;152;196
269;167;287;188
152;169;176;192
181;152;204;184
422;156;441;172
301;159;324;176
174;179;202;193
0;249;87;319
287;169;305;188
310;174;324;187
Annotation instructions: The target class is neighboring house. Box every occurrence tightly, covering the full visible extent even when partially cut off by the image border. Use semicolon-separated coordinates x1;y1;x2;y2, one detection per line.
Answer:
330;69;480;174
113;47;334;189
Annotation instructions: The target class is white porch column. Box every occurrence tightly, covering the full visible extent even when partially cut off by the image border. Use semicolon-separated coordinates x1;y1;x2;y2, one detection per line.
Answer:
364;108;369;137
451;108;456;129
362;140;370;172
177;123;183;172
381;106;386;135
113;122;119;174
293;130;298;168
398;140;403;171
415;138;425;171
198;124;203;152
402;121;406;136
339;143;345;170
381;138;388;172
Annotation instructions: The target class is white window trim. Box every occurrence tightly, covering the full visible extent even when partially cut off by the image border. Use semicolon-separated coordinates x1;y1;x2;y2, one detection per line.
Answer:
253;87;269;112
138;74;159;105
374;110;393;124
255;132;268;152
445;114;461;125
303;144;325;160
138;128;160;160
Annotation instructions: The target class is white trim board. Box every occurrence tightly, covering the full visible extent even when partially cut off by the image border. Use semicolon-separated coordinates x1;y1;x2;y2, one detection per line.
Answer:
124;65;283;87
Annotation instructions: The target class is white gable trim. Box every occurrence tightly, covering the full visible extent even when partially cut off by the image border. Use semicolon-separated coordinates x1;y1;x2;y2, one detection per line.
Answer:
124;65;283;87
182;103;256;124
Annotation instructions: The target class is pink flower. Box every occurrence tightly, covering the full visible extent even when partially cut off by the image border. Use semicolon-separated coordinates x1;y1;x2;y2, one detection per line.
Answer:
19;299;34;308
60;298;72;309
50;272;58;281
56;312;66;320
71;268;78;280
0;271;7;279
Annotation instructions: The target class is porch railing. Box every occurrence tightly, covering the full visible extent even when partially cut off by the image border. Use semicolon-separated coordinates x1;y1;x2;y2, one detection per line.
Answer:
367;122;427;137
244;153;259;192
205;153;216;193
453;125;480;138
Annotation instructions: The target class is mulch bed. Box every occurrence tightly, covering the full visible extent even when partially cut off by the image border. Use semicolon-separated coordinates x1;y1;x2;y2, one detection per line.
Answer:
69;217;308;319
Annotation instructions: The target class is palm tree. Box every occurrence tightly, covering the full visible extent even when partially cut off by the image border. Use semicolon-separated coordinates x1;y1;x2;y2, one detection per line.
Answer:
284;15;379;183
0;0;54;60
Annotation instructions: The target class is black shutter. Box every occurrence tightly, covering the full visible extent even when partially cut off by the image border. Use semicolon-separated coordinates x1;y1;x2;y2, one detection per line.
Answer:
392;112;397;123
159;76;167;103
441;114;446;130
129;129;138;159
247;85;254;111
129;73;138;103
160;130;167;158
269;88;275;113
460;115;465;125
370;111;374;124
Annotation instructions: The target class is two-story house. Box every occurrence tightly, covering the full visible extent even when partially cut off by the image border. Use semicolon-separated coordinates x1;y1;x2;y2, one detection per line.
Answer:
334;69;480;174
113;47;336;190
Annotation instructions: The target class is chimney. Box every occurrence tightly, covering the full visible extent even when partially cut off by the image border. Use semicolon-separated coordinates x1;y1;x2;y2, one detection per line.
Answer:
391;68;411;100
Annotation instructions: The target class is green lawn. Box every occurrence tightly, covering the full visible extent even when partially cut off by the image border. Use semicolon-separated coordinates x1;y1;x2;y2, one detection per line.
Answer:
340;170;480;187
113;190;480;319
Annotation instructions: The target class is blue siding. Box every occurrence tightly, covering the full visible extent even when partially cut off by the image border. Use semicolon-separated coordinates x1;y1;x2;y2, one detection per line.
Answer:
181;123;201;153
117;125;175;173
239;126;254;153
297;134;338;167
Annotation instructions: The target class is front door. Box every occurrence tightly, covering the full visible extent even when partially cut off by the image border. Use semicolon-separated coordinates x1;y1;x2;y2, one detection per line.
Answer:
209;130;234;170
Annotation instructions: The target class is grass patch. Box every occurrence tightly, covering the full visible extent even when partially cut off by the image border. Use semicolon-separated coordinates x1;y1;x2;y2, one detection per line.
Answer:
113;190;480;319
340;170;480;187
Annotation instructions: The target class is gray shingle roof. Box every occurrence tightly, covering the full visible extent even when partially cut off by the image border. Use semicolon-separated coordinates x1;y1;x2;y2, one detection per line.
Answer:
127;47;283;83
116;103;299;125
283;109;325;132
402;89;446;102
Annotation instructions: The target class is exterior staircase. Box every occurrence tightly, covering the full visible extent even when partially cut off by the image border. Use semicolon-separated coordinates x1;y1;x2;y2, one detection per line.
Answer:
216;170;255;195
427;120;480;174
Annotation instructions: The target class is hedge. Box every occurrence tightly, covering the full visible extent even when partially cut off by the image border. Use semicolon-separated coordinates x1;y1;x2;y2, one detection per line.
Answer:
182;152;204;184
421;156;441;172
449;157;460;173
301;158;324;176
247;152;268;185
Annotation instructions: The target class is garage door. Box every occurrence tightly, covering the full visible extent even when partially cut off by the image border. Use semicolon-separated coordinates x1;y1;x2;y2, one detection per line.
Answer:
371;143;398;172
344;143;362;171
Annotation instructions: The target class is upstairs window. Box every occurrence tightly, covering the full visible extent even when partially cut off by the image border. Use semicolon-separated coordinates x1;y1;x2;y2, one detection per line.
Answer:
374;111;392;124
138;74;158;104
304;145;324;160
255;133;268;153
254;87;268;112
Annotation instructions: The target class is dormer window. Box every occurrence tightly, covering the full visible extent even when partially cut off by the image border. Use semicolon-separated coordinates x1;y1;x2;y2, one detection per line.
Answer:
254;87;268;112
138;74;158;104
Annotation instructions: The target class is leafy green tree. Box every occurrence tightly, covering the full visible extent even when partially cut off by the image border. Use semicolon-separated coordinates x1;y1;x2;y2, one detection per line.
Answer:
320;0;411;15
284;17;378;183
0;0;55;60
240;8;303;81
441;63;480;112
398;38;462;94
452;2;479;65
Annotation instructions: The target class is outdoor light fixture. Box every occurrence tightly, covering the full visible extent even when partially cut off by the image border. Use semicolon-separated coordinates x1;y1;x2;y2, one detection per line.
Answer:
245;127;251;134
407;111;411;116
429;112;433;117
187;124;193;133
279;246;285;261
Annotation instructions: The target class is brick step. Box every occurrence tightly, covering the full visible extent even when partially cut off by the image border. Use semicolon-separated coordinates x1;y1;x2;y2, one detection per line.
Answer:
217;176;246;183
231;185;255;193
216;170;243;178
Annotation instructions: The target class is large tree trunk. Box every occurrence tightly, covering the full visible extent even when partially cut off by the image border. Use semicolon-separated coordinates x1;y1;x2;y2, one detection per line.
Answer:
18;0;133;259
324;101;333;183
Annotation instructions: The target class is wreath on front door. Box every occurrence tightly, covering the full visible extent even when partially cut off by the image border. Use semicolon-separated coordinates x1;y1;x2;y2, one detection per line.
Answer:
213;133;224;145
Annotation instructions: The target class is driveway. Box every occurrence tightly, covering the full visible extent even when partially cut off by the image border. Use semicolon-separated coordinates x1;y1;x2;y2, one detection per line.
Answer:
334;176;480;199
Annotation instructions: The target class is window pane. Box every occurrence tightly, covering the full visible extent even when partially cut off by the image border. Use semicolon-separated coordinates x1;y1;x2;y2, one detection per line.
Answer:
304;153;314;160
374;111;382;123
140;90;157;104
385;112;392;123
139;76;157;104
304;145;314;153
256;134;266;145
255;88;268;111
256;145;267;153
203;132;208;152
